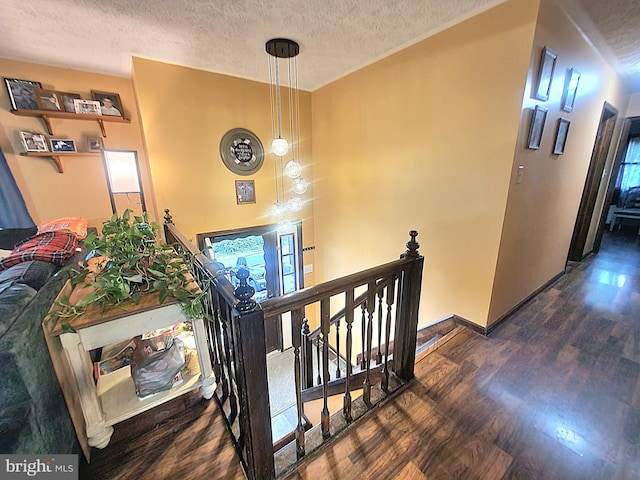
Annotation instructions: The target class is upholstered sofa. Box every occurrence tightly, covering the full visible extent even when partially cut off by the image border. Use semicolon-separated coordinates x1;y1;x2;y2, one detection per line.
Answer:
0;227;84;454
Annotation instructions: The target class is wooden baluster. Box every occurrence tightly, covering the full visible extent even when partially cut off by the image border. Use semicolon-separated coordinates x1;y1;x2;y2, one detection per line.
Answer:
360;302;367;370
302;319;313;389
316;335;322;385
363;281;376;407
376;288;384;364
291;307;306;459
320;298;331;439
343;289;354;422
335;319;341;378
382;275;396;393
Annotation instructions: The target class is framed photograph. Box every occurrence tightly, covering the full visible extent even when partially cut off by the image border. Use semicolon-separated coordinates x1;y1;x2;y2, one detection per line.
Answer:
4;78;42;110
86;136;103;152
19;131;49;152
553;118;571;155
50;139;77;153
527;105;548;150
91;90;123;117
73;98;102;116
34;88;62;111
561;68;581;112
235;180;256;204
59;91;82;113
533;46;557;101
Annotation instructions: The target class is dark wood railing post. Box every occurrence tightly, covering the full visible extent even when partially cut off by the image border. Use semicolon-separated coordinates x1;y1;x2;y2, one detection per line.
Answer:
393;231;424;381
231;268;275;479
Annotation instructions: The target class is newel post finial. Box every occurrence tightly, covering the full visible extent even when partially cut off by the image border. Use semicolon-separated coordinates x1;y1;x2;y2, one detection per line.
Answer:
405;230;420;258
234;267;257;312
163;209;174;225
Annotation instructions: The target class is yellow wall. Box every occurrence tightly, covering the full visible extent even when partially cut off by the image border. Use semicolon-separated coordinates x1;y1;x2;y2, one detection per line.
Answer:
0;59;154;229
488;0;629;324
310;0;538;327
131;58;315;264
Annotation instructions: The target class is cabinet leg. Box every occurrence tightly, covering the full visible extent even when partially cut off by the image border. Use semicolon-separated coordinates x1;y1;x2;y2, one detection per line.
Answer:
87;425;114;449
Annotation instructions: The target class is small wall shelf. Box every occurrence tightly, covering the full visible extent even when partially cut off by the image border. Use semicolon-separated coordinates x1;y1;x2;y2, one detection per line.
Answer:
11;109;130;137
20;151;101;173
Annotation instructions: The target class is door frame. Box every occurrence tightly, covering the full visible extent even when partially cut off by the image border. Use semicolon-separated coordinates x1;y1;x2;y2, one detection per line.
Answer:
567;102;618;262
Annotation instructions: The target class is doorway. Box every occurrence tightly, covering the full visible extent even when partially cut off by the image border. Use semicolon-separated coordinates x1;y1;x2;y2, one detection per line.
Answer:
567;102;618;262
196;222;304;353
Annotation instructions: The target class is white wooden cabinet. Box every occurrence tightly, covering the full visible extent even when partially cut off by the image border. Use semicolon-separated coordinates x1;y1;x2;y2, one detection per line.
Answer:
44;283;216;460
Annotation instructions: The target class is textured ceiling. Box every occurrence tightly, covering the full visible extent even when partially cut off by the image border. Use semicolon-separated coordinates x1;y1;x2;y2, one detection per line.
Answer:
0;0;638;92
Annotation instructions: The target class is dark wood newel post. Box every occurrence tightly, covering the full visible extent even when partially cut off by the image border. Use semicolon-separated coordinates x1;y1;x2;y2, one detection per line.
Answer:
393;230;424;381
232;269;275;479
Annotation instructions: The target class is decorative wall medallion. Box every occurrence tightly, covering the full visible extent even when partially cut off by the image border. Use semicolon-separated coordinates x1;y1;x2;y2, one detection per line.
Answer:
219;128;264;176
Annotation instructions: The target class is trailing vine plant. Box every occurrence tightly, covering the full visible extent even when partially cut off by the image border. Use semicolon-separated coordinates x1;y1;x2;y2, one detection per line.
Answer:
47;210;208;332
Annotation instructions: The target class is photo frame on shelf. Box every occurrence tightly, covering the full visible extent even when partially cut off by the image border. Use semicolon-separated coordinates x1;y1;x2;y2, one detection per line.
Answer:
4;78;42;110
34;88;63;111
561;68;581;112
19;131;49;152
59;91;82;113
235;180;256;204
86;136;103;152
553;118;571;155
527;105;548;150
91;90;123;117
50;139;77;153
73;98;102;115
533;46;557;101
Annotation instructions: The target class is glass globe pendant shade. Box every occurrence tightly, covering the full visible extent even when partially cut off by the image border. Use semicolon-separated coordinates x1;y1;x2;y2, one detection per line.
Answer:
291;177;308;195
272;137;289;156
284;160;302;178
272;202;286;218
288;196;303;212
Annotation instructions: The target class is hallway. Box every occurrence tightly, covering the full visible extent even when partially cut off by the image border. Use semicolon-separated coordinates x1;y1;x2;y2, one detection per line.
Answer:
81;231;639;479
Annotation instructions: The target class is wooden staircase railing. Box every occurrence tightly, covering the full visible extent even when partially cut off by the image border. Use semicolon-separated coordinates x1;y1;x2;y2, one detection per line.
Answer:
163;210;424;480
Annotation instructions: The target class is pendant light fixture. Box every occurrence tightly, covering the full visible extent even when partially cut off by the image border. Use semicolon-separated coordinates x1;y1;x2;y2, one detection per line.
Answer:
266;38;308;221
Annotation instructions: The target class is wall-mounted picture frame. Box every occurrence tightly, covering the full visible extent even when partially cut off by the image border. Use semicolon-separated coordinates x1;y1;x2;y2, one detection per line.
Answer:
235;180;256;204
20;131;48;152
59;91;82;113
73;98;102;116
4;78;42;110
50;139;77;153
34;88;62;111
561;68;581;112
533;46;557;101
527;105;548;149
91;90;123;117
86;136;104;152
553;118;571;155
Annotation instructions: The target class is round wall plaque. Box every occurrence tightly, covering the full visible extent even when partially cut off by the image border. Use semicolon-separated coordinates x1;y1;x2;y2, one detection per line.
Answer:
219;128;264;176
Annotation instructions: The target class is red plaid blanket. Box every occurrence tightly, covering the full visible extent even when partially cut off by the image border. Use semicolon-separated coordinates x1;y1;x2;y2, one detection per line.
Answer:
0;231;78;271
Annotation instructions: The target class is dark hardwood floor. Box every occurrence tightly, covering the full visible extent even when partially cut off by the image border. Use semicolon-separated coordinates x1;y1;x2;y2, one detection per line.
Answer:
81;230;640;479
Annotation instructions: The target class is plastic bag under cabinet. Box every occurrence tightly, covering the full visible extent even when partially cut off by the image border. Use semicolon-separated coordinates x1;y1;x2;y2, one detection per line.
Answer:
130;335;186;398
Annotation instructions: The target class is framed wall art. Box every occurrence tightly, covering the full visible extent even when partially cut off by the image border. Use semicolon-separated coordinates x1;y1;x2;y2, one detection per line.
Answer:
20;131;48;152
527;105;548;150
73;99;102;115
59;91;82;113
220;128;265;176
561;69;581;112
553;118;570;155
86;136;104;151
235;180;256;204
4;78;42;110
50;139;77;153
533;46;557;101
34;88;62;111
91;91;123;117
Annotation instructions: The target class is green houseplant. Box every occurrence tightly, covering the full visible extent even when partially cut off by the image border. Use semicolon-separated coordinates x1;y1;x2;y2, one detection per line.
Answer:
48;210;207;331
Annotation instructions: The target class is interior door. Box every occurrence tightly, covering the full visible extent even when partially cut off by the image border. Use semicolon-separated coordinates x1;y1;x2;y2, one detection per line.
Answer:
567;102;618;262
